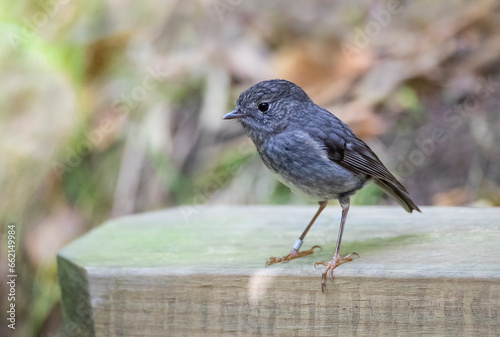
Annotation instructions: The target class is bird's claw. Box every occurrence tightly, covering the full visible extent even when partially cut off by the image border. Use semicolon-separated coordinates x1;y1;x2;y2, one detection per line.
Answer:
265;256;284;266
315;252;359;292
266;245;322;266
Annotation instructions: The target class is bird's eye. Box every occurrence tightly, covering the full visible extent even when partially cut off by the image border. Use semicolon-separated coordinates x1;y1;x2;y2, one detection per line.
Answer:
258;102;269;112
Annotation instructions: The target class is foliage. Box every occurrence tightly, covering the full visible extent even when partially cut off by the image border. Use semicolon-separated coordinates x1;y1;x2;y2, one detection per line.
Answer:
1;1;500;336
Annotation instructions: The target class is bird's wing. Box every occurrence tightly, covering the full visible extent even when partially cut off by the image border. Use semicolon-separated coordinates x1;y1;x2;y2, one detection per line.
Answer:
304;108;420;212
341;138;407;192
305;112;407;192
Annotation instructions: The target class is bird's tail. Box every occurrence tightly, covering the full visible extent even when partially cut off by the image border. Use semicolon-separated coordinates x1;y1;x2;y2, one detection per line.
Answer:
374;179;421;213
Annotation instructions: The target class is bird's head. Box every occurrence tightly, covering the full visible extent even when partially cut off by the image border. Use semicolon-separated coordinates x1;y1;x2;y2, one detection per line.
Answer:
223;79;312;142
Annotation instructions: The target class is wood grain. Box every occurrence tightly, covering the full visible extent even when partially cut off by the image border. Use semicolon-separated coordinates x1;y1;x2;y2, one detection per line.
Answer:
57;206;500;336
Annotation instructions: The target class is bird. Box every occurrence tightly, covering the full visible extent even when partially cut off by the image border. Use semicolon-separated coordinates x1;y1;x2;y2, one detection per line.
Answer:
222;79;420;291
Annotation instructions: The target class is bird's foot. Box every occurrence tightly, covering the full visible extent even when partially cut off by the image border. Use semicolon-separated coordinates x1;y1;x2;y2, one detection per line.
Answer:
266;245;321;266
314;252;359;292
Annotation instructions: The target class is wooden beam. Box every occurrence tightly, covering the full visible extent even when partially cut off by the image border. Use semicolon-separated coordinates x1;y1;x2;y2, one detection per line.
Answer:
57;206;500;336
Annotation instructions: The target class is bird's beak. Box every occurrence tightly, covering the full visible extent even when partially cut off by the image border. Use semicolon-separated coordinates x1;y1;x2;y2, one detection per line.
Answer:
222;109;245;120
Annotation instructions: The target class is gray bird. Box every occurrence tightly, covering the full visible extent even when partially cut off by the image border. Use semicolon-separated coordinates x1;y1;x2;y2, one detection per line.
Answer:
223;79;420;291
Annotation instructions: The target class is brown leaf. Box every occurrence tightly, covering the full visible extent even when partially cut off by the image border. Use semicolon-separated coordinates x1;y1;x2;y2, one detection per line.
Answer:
273;40;373;104
432;188;473;206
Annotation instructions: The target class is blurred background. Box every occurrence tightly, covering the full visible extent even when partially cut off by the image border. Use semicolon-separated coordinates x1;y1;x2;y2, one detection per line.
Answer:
1;0;500;336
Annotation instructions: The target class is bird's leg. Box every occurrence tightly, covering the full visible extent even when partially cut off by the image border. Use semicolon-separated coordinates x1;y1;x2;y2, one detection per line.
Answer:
266;201;327;266
314;199;358;292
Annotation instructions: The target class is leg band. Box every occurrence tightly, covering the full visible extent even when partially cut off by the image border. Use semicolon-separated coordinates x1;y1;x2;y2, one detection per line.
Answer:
292;238;303;251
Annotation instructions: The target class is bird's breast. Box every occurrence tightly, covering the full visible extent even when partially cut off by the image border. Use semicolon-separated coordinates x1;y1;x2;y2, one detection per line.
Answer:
257;132;365;201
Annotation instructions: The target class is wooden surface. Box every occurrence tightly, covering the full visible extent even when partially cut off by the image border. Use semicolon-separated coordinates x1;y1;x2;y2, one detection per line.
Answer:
57;206;500;336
